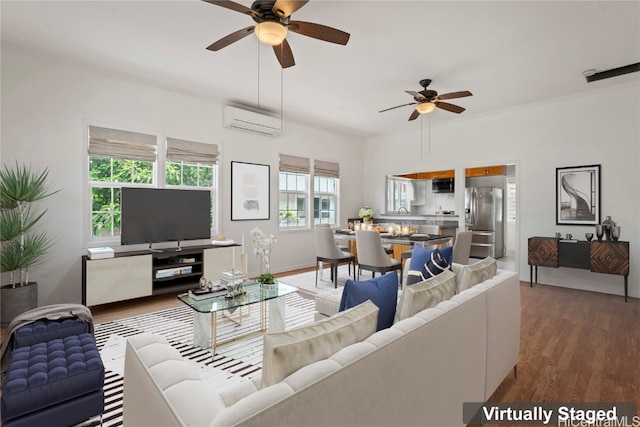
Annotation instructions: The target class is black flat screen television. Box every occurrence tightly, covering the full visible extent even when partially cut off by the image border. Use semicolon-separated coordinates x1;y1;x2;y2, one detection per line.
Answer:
120;187;211;246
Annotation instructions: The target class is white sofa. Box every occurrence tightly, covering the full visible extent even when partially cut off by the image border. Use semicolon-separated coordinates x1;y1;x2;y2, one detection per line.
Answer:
123;267;520;427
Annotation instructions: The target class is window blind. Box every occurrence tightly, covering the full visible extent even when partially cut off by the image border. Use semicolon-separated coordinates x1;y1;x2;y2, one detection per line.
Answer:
314;160;340;178
166;137;219;164
279;154;310;174
88;126;157;162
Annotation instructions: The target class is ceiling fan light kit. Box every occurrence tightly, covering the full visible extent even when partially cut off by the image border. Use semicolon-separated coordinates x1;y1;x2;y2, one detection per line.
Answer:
255;21;287;46
204;0;350;68
416;102;436;114
380;79;473;121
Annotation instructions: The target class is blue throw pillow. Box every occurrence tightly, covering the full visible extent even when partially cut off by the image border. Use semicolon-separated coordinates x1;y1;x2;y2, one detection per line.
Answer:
406;246;452;285
339;272;398;331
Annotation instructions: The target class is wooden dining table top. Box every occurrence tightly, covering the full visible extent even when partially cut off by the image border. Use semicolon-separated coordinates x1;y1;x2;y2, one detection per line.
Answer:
334;230;452;247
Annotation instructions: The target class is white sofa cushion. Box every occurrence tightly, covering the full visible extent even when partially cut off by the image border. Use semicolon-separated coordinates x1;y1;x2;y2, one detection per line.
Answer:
455;257;497;293
314;288;343;318
395;269;457;322
261;300;379;388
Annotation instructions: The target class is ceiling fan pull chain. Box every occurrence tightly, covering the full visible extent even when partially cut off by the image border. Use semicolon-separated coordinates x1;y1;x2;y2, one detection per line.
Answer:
280;46;284;130
257;41;261;109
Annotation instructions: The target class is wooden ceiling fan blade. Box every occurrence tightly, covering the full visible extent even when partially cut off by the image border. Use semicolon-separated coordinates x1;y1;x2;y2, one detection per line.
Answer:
435;101;465;114
288;21;350;45
437;90;472;100
206;26;254;51
273;39;295;68
379;102;416;113
405;90;427;101
273;0;309;18
409;109;420;121
202;0;256;17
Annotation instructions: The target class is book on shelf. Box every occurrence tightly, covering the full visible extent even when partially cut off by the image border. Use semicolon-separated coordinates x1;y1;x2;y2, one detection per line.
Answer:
155;266;193;279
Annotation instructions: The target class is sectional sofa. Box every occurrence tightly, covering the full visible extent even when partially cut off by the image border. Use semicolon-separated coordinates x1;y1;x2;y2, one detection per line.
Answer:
123;260;520;427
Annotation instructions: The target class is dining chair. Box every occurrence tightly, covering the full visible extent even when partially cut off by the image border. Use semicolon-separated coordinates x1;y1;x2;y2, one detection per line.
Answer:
315;227;356;288
452;231;473;265
355;230;403;287
315;223;348;251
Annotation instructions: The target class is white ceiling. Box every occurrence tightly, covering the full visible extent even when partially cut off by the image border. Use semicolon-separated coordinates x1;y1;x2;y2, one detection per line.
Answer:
2;0;639;137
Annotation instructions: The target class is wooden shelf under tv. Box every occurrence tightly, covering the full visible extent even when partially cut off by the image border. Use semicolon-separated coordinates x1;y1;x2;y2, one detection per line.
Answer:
82;244;240;306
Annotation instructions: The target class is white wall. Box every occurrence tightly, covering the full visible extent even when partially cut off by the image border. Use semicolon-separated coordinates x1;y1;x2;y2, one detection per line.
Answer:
0;47;366;305
364;82;640;298
3;47;639;305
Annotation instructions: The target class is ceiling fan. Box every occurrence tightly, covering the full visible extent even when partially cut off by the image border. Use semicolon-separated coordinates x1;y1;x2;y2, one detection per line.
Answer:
202;0;350;68
380;79;473;121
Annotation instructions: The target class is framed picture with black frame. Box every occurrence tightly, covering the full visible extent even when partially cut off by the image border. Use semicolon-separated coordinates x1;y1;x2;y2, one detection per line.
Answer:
231;161;270;221
556;164;601;226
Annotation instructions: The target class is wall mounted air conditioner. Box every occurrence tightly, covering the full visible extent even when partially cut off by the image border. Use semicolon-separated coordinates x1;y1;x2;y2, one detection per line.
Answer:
223;106;282;137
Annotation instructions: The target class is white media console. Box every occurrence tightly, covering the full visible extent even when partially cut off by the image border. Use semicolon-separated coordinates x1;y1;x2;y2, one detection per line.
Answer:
81;245;240;306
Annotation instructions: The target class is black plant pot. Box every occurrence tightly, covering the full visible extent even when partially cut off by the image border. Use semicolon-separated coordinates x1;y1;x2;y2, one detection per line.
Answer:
1;282;38;328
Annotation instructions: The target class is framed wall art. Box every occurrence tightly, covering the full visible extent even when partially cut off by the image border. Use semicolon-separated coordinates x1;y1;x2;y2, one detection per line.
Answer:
231;161;270;221
556;164;601;226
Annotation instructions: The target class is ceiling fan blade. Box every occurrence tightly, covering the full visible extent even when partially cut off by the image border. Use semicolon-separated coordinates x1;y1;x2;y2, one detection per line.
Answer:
379;102;417;113
273;39;295;68
206;26;254;51
405;90;427;101
288;21;350;45
202;0;256;17
408;109;420;121
437;90;473;100
435;101;465;114
273;0;309;18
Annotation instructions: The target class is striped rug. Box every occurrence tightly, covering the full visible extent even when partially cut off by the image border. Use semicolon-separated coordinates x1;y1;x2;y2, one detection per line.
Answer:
93;292;315;426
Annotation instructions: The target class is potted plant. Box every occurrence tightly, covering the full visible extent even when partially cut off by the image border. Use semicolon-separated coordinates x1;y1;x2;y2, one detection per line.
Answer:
0;162;59;327
359;206;375;223
251;227;277;286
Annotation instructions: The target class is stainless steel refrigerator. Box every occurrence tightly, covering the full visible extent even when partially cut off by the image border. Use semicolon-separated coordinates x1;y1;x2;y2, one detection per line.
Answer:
465;187;504;259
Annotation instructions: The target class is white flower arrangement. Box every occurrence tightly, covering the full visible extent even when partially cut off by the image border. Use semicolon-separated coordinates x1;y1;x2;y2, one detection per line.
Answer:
250;227;277;275
358;206;375;218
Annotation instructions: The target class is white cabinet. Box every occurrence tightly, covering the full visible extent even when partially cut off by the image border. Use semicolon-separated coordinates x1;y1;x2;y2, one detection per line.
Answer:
203;246;239;281
83;245;239;306
85;255;152;306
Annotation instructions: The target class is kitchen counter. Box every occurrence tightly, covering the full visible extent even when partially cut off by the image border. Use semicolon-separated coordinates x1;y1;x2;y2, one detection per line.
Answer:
376;214;460;228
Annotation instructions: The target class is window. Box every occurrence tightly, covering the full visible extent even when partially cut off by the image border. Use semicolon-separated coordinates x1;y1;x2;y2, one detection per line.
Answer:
88;127;218;242
88;126;156;239
278;154;310;229
165;138;219;231
313;160;340;226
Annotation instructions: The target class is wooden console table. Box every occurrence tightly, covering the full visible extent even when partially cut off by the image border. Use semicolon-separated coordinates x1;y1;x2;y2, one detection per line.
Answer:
528;237;630;301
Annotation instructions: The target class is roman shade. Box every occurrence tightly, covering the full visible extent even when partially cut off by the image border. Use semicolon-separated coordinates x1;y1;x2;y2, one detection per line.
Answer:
314;160;340;178
88;126;157;162
279;154;310;174
166;137;219;164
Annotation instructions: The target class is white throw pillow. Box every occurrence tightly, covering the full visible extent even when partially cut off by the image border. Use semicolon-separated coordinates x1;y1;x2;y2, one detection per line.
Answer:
395;269;457;322
261;300;379;389
456;257;497;293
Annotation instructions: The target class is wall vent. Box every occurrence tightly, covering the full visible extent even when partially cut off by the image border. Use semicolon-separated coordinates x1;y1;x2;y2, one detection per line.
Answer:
223;106;282;137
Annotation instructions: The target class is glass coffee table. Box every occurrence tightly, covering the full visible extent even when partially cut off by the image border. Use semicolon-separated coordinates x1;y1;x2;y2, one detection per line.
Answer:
177;281;298;357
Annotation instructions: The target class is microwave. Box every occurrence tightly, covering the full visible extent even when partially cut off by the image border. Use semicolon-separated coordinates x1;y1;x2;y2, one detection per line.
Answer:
432;178;455;193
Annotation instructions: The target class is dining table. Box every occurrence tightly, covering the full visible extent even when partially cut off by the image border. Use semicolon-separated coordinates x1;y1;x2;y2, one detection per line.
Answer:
334;229;453;261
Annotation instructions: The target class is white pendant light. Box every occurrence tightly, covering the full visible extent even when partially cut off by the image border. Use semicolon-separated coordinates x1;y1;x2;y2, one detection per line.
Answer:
255;22;288;46
416;102;436;114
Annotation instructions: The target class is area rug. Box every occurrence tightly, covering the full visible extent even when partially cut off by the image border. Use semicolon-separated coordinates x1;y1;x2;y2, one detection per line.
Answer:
277;264;363;294
94;292;315;426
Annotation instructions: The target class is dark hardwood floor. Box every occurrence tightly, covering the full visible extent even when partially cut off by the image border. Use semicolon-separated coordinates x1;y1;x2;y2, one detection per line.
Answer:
490;282;639;407
2;269;639;409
